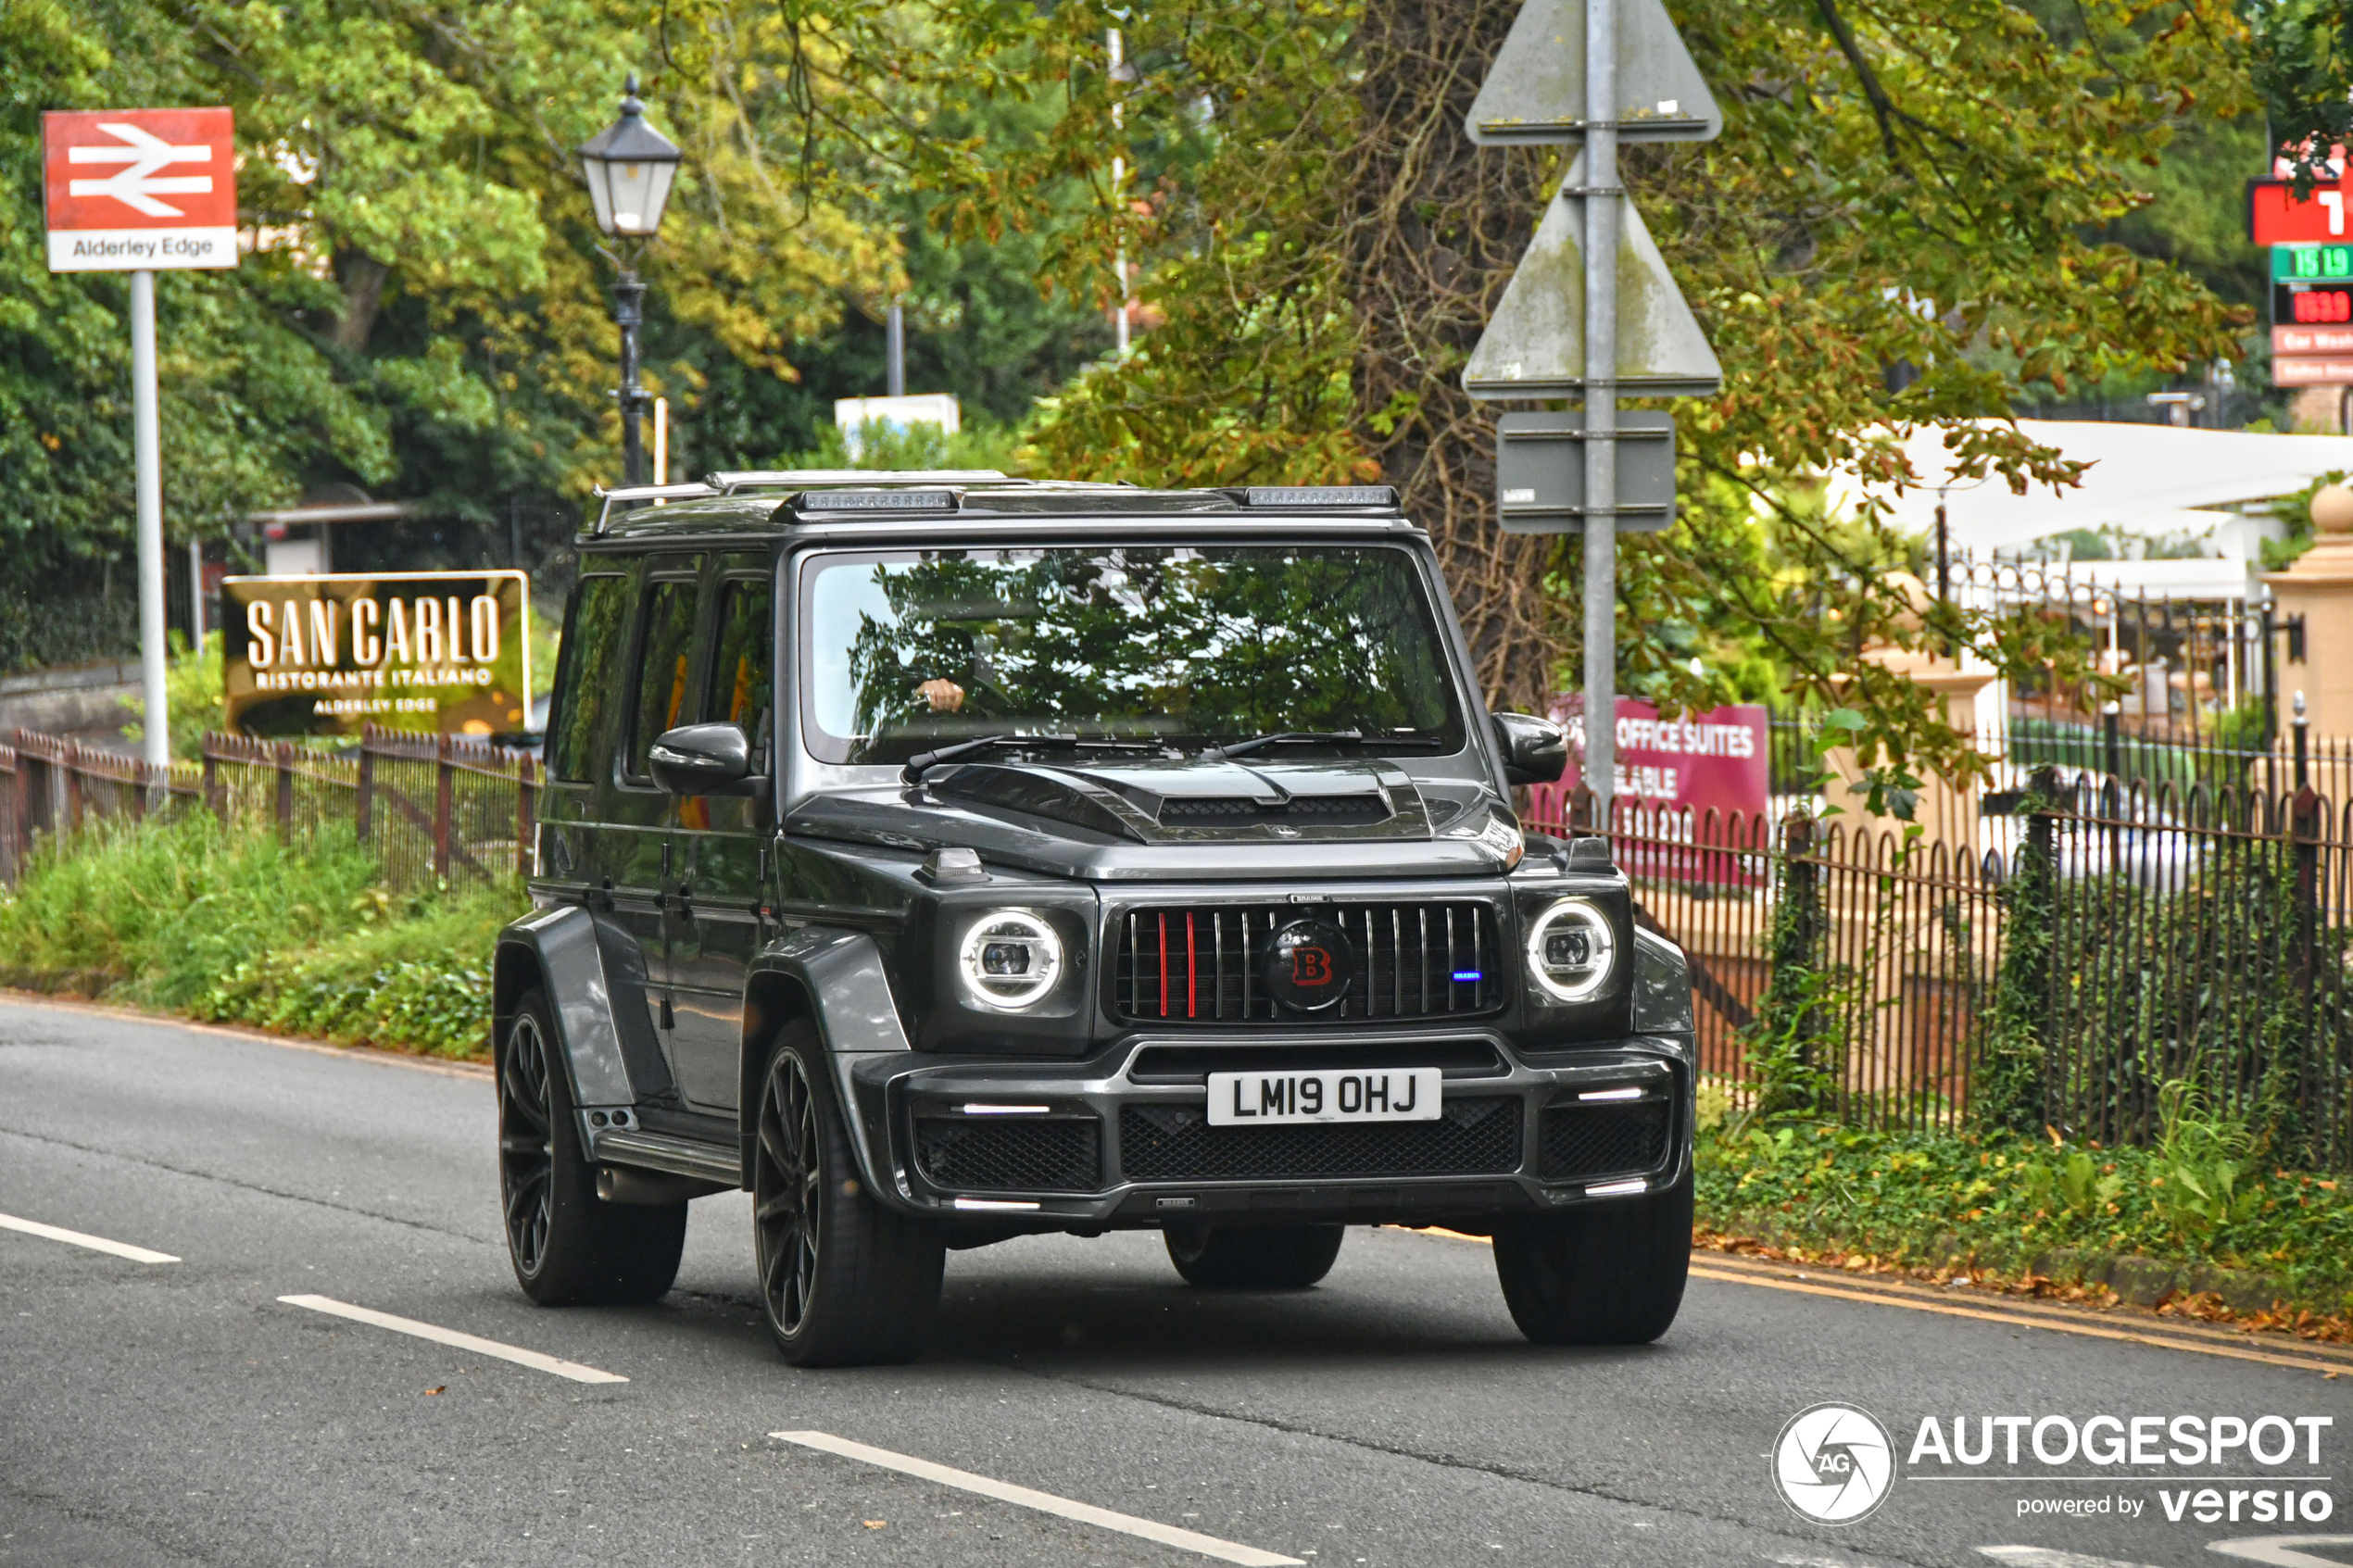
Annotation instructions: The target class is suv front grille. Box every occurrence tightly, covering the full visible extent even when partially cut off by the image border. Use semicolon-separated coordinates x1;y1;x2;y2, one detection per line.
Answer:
914;1116;1102;1193
1118;1097;1521;1182
1538;1101;1670;1180
1114;901;1503;1023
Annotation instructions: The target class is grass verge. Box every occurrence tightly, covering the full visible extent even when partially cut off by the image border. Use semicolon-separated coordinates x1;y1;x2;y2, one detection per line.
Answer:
0;812;520;1060
1695;1108;2353;1338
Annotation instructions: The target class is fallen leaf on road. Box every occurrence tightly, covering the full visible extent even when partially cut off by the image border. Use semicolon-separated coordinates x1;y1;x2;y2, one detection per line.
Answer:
424;1386;445;1396
862;1520;887;1529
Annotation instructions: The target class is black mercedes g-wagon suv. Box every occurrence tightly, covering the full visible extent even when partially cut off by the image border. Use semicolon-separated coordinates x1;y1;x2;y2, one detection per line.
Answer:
494;470;1698;1366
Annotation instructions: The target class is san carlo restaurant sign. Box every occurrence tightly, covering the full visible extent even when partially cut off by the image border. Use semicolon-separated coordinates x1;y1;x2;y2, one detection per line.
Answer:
222;571;531;738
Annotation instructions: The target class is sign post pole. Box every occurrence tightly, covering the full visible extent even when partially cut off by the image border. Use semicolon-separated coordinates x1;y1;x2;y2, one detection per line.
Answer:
130;268;169;769
41;107;238;772
1580;0;1618;822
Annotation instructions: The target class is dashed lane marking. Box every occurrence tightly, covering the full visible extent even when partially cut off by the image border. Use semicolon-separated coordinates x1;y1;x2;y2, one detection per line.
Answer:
0;1210;178;1263
771;1429;1304;1567
276;1295;626;1385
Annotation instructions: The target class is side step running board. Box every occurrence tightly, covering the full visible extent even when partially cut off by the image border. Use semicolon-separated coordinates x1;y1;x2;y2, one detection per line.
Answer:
594;1127;742;1186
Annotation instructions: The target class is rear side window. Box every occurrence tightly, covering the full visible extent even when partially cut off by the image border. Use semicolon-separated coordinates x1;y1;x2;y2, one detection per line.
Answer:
706;579;774;739
547;575;629;782
628;580;699;776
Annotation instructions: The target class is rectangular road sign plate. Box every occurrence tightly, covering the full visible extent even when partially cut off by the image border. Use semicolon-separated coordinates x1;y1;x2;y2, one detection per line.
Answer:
2276;281;2353;326
42;107;238;272
2273;356;2353;388
2273;245;2353;282
221;571;531;737
1466;0;1720;144
1496;411;1675;533
2251;178;2353;247
2275;325;2353;357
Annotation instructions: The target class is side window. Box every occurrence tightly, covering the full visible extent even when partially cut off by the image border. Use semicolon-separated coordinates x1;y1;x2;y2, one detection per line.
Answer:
547;575;630;783
628;580;699;776
706;579;774;744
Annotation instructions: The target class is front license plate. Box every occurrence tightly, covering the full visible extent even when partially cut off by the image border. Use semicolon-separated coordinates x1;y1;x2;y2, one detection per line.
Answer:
1205;1068;1443;1126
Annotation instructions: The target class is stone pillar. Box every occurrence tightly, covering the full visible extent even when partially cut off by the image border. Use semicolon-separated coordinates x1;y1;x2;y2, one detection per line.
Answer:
2265;483;2353;742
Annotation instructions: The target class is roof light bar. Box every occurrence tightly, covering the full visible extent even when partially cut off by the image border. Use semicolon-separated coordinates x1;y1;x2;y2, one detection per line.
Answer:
1242;484;1400;508
794;488;958;513
709;468;1010;495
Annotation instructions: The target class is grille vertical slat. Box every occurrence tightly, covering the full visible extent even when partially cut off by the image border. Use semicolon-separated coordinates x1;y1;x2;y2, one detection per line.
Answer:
1112;901;1503;1024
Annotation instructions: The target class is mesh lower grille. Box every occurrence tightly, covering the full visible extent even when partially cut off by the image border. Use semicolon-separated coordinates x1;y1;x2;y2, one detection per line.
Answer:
1538;1101;1671;1180
1118;1097;1521;1182
914;1117;1102;1193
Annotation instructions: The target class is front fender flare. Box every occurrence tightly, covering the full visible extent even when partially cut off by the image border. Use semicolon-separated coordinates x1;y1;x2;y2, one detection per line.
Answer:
741;926;911;1205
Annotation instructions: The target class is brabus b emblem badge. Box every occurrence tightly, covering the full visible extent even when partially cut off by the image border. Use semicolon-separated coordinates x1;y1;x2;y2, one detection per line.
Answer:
1263;918;1354;1011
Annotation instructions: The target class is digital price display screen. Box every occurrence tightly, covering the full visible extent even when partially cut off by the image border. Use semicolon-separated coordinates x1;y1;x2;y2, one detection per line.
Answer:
2275;282;2353;324
2275;245;2353;282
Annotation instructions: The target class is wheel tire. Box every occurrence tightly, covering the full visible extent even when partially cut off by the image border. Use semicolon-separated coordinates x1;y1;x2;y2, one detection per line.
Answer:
1164;1223;1345;1289
751;1022;944;1366
1491;1172;1692;1345
497;988;686;1306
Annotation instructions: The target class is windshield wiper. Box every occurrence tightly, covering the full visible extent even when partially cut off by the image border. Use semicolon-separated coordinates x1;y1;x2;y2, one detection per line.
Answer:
1198;729;1449;762
900;734;1155;784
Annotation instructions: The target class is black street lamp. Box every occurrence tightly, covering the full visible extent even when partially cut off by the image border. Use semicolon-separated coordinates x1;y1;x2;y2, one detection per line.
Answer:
577;74;683;486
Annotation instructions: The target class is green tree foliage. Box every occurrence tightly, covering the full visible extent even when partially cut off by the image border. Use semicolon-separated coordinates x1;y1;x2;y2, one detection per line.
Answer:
982;0;2259;787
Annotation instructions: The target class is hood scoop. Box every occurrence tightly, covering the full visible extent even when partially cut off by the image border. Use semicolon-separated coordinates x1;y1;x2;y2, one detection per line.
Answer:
931;758;1432;843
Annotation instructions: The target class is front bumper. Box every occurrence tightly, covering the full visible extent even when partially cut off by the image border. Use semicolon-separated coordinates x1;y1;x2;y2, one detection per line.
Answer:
844;1029;1692;1229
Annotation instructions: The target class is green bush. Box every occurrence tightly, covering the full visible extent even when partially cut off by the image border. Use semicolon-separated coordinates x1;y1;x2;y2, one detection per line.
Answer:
0;811;521;1059
1697;1116;2353;1316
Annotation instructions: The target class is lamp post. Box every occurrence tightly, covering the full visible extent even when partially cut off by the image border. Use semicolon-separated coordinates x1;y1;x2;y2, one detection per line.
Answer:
577;75;682;486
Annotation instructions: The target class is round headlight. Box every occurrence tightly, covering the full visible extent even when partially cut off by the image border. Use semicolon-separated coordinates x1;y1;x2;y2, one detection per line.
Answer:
959;910;1063;1010
1524;897;1616;1003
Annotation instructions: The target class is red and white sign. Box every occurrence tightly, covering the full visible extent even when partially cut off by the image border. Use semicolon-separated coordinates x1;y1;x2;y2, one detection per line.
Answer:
42;108;238;273
2274;356;2353;387
2274;325;2353;357
2251;178;2353;246
1527;697;1773;882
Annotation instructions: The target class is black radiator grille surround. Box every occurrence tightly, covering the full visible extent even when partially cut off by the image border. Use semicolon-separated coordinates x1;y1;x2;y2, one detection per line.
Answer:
1114;901;1504;1023
914;1116;1103;1193
1118;1096;1521;1182
1538;1100;1671;1181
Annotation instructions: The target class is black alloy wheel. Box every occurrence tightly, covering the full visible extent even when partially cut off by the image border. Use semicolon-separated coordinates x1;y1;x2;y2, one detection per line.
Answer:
497;988;686;1306
749;1022;944;1366
753;1049;824;1340
498;1007;558;1279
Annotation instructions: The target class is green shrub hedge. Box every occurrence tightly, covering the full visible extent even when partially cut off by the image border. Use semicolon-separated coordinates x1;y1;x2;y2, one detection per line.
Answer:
0;812;519;1059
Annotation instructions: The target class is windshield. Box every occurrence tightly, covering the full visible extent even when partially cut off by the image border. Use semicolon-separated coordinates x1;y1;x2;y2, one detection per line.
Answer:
799;545;1465;765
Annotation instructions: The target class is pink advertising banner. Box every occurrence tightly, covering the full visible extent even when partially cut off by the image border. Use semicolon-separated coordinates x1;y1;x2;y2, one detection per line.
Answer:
1527;697;1772;883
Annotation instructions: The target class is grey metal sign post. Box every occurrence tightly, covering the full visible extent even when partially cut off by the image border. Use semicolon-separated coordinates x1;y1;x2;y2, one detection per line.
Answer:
1461;0;1720;820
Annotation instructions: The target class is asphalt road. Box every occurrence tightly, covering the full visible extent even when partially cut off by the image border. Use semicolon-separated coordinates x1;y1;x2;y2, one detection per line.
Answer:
4;996;2350;1568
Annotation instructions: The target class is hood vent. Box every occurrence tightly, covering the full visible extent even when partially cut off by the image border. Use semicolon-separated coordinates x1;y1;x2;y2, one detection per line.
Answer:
1157;794;1390;828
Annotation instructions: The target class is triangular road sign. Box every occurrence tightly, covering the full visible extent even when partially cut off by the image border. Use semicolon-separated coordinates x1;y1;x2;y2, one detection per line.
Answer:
1463;153;1721;399
1466;0;1721;144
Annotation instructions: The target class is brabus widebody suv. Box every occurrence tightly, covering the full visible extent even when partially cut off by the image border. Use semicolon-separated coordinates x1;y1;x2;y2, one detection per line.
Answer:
493;471;1699;1365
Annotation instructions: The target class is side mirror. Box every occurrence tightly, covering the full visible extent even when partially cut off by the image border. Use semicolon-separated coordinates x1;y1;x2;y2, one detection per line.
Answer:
648;722;765;797
1491;712;1567;786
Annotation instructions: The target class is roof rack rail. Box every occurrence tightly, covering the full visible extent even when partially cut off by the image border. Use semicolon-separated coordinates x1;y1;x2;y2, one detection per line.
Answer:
705;468;1016;495
591;480;722;533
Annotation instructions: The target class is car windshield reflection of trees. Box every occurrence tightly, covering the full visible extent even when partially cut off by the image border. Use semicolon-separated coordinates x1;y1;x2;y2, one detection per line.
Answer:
830;547;1463;764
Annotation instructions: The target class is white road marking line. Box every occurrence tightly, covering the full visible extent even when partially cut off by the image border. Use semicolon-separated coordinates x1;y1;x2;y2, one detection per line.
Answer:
0;1210;178;1263
2208;1538;2353;1567
771;1429;1303;1567
1978;1547;2168;1568
276;1295;626;1385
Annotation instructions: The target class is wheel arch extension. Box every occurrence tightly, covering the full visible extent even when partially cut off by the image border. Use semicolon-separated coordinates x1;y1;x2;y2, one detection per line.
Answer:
741;927;912;1205
492;906;644;1111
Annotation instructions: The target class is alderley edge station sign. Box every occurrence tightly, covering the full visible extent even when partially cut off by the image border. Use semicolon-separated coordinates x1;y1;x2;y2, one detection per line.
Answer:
222;571;531;738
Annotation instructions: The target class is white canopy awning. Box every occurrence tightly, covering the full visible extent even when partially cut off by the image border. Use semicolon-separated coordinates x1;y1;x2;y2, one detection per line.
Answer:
1836;420;2353;555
